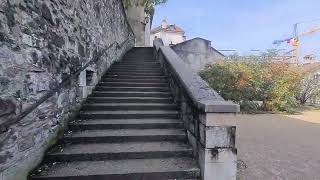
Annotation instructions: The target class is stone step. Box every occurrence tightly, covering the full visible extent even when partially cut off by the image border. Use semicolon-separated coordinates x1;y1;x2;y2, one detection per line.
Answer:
98;82;168;87
79;110;179;119
110;69;161;72
120;57;156;59
91;91;171;98
31;157;200;180
104;75;166;79
114;63;160;66
63;129;186;143
111;64;161;68
101;78;167;83
111;65;161;69
46;142;192;162
86;97;173;103
106;72;163;76
69;118;182;130
82;103;177;111
108;68;162;73
94;86;170;92
29;47;200;180
121;60;156;63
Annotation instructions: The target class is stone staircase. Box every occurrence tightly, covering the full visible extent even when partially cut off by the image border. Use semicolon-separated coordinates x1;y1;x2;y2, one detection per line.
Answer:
30;47;200;180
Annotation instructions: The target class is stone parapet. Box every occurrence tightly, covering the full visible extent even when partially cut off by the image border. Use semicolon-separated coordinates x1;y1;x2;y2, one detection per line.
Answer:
153;38;239;180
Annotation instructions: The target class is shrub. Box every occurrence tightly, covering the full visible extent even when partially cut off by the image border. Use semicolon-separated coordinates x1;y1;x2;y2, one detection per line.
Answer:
200;56;302;112
239;101;260;113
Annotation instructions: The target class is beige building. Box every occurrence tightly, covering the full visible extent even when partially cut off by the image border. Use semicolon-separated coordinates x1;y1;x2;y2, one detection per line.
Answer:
150;20;186;46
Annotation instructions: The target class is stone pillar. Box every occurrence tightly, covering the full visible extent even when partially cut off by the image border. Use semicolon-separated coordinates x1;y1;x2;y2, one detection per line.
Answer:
188;113;237;180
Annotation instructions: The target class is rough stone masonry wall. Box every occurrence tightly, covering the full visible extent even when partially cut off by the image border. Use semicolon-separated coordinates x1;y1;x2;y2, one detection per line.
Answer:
0;0;134;179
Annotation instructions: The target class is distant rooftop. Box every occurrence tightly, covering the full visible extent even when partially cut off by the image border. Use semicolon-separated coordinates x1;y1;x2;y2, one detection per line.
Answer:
151;20;185;34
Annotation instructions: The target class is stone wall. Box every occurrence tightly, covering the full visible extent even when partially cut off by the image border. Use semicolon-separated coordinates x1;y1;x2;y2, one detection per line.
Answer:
0;0;134;179
172;38;224;72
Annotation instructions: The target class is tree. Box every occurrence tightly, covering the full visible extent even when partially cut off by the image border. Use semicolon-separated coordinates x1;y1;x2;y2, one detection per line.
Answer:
123;0;167;16
200;54;303;112
298;73;320;104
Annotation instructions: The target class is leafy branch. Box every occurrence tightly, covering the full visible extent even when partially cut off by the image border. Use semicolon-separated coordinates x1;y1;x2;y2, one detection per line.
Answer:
123;0;168;16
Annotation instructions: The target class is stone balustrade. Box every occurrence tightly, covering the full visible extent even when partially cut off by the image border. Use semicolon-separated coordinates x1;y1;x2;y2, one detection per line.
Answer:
153;38;240;180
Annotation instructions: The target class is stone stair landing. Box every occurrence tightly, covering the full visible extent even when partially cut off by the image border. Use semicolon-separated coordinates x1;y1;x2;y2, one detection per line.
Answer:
29;47;200;180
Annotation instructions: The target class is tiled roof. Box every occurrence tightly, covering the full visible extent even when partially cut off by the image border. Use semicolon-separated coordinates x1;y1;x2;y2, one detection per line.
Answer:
151;24;185;34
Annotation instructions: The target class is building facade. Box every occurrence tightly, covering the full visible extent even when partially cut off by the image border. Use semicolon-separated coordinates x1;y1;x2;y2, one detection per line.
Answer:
150;20;186;46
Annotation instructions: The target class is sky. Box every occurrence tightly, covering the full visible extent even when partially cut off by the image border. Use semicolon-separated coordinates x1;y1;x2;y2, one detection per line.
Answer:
153;0;320;59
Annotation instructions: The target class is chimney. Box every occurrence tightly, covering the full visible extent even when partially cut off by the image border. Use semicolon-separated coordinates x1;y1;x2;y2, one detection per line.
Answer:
161;19;167;29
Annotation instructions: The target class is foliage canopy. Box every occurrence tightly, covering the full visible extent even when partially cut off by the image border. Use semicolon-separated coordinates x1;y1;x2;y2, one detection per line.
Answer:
200;54;304;112
122;0;168;16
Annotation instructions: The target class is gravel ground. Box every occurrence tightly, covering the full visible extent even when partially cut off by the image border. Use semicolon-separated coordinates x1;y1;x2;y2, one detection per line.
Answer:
236;112;320;180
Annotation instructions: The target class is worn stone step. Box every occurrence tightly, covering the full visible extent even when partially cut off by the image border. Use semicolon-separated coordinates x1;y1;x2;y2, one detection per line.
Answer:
98;82;168;87
123;58;156;62
82;103;177;111
121;60;156;63
87;97;173;103
91;91;171;98
69;118;182;130
101;78;167;83
111;66;161;69
107;72;163;76
46;142;192;162
104;75;166;79
114;63;160;67
63;129;186;143
111;63;161;69
111;65;161;68
108;70;163;74
94;86;170;92
79;110;179;119
31;157;200;180
110;69;161;73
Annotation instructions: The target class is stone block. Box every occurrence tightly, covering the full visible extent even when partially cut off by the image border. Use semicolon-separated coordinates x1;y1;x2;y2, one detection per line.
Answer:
199;147;237;180
199;124;235;148
187;130;198;158
199;113;237;126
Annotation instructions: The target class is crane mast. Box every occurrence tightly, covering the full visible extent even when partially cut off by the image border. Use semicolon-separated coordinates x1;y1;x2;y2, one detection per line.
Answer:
273;20;319;64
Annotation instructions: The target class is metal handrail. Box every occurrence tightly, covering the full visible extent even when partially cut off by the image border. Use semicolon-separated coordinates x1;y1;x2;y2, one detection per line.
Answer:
0;37;132;132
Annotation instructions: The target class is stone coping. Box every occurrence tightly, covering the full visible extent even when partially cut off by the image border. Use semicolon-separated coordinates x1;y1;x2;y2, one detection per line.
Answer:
153;39;239;113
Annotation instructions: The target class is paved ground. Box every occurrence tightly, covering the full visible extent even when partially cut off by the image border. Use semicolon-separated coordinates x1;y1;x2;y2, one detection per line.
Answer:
236;111;320;180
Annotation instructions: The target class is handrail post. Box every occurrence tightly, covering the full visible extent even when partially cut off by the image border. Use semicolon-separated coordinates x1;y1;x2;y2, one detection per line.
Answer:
195;112;237;180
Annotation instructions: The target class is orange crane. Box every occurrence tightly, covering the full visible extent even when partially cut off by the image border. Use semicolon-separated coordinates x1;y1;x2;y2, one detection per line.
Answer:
273;21;320;64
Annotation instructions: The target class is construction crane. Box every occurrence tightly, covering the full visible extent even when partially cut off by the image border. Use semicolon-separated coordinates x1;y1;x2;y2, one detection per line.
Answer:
273;20;320;64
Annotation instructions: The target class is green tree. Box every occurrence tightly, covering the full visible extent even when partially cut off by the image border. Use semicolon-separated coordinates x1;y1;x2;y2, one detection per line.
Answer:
200;54;303;112
122;0;168;16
